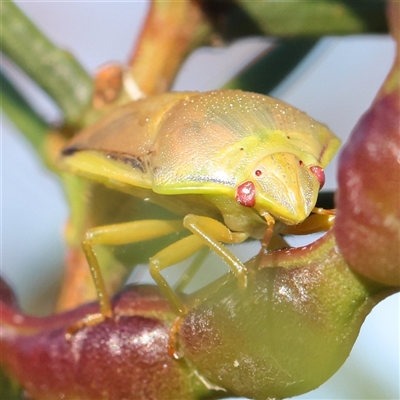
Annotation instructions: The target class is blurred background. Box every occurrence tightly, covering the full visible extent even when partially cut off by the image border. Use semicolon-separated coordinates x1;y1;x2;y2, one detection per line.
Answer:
1;2;399;399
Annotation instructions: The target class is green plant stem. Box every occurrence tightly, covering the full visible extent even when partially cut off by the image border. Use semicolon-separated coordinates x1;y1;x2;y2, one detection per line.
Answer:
1;1;93;125
1;71;48;156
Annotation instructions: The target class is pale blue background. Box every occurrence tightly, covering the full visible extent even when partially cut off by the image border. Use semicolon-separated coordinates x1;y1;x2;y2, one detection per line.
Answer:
2;2;399;399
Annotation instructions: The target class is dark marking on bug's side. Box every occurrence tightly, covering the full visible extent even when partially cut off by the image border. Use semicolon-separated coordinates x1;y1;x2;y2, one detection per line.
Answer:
318;143;328;163
62;146;79;156
107;152;148;173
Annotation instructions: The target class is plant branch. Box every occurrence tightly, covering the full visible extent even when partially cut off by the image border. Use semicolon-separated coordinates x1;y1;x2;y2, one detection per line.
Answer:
129;0;212;95
1;70;48;156
1;1;93;126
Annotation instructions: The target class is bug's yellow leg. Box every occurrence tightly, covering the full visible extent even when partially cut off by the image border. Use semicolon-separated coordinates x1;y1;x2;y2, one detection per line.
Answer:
149;234;205;316
281;208;336;235
81;219;184;319
183;214;249;289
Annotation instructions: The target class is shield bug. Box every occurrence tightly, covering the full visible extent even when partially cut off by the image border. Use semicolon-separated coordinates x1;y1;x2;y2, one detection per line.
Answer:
61;90;340;318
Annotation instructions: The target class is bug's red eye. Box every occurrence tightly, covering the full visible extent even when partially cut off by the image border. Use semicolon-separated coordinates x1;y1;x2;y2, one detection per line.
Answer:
255;170;262;177
299;160;304;166
310;166;325;189
236;181;256;207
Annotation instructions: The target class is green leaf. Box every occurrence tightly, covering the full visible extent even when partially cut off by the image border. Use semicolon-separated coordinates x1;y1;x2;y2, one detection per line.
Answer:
224;39;317;94
202;0;388;39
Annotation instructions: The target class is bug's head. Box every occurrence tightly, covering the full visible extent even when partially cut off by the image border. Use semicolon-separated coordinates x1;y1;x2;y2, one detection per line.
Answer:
235;153;325;225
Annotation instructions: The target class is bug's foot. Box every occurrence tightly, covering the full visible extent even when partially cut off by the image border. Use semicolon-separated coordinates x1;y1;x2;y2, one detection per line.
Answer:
65;312;108;340
312;207;336;216
168;316;184;359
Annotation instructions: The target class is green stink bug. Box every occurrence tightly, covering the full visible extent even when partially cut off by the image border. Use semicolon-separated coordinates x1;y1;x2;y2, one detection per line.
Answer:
61;90;340;318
